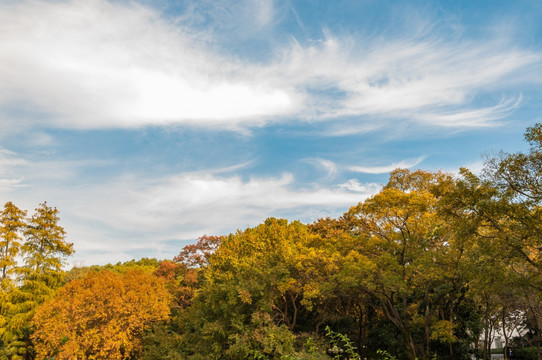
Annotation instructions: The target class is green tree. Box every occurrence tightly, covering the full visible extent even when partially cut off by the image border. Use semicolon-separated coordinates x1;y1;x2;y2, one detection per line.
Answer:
486;123;542;203
22;202;73;277
436;123;542;360
176;219;326;359
482;123;542;360
343;170;469;360
0;202;27;288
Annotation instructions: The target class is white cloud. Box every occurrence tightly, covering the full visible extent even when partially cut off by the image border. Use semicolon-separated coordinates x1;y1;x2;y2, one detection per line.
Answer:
416;96;523;127
303;158;338;180
347;156;426;174
253;0;275;29
270;35;538;127
0;178;24;194
176;0;277;37
0;150;380;264
340;179;381;194
0;0;296;129
0;149;27;194
0;149;27;168
55;171;380;264
0;0;539;132
68;171;373;234
442;160;485;176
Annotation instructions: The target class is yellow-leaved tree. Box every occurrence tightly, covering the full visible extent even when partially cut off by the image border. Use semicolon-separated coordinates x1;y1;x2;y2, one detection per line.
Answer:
31;269;171;360
1;202;73;360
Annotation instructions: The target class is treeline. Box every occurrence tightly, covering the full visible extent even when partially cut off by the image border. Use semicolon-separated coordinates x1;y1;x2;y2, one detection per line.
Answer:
1;124;542;360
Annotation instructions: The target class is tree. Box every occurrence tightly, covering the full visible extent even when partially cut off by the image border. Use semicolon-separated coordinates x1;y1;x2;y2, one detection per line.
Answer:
174;235;223;268
176;219;326;359
32;270;171;360
0;201;28;360
343;169;467;360
22;202;73;278
153;260;199;310
0;202;73;360
0;202;26;283
433;123;542;360
486;123;542;203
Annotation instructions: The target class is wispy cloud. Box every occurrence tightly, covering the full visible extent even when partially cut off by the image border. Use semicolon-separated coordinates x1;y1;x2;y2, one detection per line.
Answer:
0;149;379;264
69;171;374;234
0;149;27;193
271;35;538;128
60;170;379;264
347;156;426;174
0;149;27;168
416;96;523;127
340;179;381;193
0;0;539;133
303;158;338;180
441;160;485;176
175;0;277;38
0;147;118;202
290;5;306;34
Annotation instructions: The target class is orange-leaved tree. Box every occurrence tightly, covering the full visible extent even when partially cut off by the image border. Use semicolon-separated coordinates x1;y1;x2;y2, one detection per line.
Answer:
31;269;171;360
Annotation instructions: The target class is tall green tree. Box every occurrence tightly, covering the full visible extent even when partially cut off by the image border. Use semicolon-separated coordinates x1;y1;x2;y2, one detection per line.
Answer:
0;202;26;283
22;202;72;278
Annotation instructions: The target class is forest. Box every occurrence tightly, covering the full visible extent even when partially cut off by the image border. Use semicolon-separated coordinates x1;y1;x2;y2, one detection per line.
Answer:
1;123;541;360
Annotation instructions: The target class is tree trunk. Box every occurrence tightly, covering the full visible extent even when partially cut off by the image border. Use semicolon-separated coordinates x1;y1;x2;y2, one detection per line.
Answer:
357;305;365;360
487;324;494;360
290;292;298;331
449;309;455;360
405;330;418;360
502;308;509;360
423;285;435;360
483;317;491;360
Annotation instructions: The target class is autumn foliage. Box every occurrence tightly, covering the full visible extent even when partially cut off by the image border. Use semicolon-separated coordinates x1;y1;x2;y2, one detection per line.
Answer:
31;270;171;360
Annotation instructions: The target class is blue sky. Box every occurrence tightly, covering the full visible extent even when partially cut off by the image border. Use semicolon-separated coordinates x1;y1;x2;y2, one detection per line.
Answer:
1;0;542;265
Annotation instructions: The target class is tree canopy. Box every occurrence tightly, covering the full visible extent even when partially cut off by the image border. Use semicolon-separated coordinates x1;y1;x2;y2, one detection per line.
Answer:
32;270;171;360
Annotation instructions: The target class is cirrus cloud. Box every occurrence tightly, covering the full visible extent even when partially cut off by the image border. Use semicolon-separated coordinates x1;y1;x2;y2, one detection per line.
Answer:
347;156;426;174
